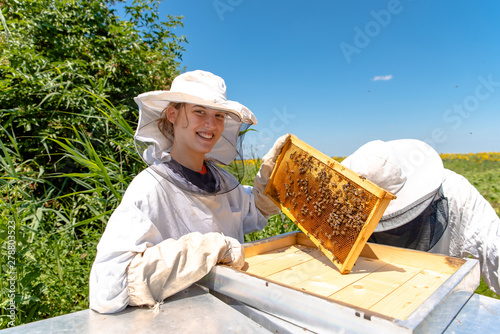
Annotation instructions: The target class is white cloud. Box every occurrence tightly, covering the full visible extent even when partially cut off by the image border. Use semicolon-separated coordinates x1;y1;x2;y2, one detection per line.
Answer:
372;74;393;81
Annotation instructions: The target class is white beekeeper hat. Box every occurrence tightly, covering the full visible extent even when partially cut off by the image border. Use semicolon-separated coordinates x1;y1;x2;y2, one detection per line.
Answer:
134;70;257;165
341;139;444;232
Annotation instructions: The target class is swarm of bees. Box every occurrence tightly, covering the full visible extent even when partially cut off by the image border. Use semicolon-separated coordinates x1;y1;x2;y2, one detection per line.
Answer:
273;149;376;263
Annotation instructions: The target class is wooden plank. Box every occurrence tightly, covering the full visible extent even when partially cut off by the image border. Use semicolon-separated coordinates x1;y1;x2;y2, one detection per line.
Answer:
239;233;471;322
244;245;306;267
245;246;324;278
243;233;297;258
360;243;465;274
369;269;452;320
265;255;336;287
328;263;422;310
296;232;316;247
296;232;464;275
294;257;388;297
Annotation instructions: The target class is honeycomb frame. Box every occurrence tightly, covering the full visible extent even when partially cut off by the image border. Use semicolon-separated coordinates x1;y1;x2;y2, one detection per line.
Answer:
264;135;396;274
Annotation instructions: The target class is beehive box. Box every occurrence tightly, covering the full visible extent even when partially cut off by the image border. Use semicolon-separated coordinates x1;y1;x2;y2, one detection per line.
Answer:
264;134;396;274
200;232;480;333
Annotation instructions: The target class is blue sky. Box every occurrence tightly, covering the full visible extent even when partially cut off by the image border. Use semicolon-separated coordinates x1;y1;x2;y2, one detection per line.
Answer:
118;0;500;158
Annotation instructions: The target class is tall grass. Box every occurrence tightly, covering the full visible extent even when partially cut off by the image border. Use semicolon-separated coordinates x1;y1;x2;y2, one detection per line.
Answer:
0;125;97;326
441;153;500;216
0;93;144;328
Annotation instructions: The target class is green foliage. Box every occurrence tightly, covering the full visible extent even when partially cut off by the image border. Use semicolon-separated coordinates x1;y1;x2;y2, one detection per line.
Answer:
223;159;261;186
0;0;185;328
245;213;299;243
442;156;500;216
0;0;185;178
0;119;115;327
0;125;91;326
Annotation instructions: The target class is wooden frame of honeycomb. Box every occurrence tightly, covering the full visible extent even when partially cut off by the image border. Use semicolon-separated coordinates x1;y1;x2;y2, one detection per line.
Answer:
264;135;396;274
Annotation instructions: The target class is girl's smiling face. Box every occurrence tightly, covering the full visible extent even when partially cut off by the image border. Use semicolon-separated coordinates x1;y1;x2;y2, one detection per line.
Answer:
168;103;227;170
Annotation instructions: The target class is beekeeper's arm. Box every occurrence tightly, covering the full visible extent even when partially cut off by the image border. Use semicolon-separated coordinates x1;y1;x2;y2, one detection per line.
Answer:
90;203;244;314
253;134;291;217
127;231;243;308
442;169;500;294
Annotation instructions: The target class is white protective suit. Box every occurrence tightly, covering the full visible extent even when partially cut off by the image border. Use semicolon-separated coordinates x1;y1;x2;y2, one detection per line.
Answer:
341;138;500;295
89;70;287;314
436;169;500;294
89;164;270;313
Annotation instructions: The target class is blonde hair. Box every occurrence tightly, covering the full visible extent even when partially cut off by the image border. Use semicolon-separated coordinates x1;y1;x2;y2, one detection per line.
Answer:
157;102;185;139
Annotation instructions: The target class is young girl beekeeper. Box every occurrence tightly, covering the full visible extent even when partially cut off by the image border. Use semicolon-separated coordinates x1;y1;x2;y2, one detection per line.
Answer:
89;70;287;314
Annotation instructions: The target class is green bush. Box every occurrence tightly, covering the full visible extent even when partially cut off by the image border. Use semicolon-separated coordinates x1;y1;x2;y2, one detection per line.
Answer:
0;0;185;178
0;0;185;328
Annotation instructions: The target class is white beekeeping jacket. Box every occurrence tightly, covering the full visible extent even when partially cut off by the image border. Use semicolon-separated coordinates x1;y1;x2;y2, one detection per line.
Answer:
431;169;500;295
89;165;268;313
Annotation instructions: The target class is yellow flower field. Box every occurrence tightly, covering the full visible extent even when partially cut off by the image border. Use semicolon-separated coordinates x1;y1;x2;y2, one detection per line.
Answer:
440;152;500;162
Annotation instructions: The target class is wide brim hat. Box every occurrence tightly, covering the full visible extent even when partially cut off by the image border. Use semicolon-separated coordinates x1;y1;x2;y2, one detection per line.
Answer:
134;70;257;165
341;139;444;232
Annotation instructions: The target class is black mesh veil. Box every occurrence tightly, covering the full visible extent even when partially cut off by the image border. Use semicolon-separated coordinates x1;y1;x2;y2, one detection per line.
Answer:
368;187;449;251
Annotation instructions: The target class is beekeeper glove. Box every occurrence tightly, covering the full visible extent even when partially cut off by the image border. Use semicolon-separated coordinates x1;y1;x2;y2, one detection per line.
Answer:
127;232;245;308
220;236;245;269
253;133;291;217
